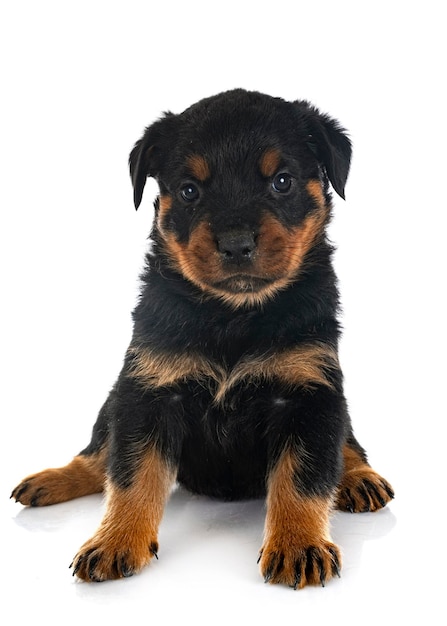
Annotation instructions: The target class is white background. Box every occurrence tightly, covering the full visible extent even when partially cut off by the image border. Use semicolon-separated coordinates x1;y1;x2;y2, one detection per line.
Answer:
1;1;445;623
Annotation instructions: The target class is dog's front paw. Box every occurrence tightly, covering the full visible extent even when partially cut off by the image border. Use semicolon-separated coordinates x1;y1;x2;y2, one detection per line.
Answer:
258;538;341;589
336;468;394;513
70;532;159;582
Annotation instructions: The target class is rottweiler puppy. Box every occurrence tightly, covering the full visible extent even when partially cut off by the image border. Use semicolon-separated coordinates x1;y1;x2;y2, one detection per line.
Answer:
12;89;394;588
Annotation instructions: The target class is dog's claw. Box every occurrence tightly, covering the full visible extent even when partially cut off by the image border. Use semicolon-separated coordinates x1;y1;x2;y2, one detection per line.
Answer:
149;542;159;560
292;570;301;590
328;547;341;578
382;481;395;500
343;488;355;512
11;484;28;502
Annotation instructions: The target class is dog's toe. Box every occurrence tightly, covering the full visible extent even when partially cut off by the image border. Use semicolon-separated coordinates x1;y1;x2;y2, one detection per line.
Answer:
11;476;50;506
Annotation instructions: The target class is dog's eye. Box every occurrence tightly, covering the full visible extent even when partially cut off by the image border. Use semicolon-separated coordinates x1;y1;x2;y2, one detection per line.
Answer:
272;173;292;193
180;184;200;202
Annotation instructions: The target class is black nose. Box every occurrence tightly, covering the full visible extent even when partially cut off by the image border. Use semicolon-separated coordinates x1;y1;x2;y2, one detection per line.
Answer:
217;231;256;265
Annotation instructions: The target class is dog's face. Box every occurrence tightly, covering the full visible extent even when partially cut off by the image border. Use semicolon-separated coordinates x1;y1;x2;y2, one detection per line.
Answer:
130;90;351;308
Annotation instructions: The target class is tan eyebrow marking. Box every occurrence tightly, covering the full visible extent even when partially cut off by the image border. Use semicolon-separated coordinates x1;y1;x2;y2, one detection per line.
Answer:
186;154;211;181
259;148;282;177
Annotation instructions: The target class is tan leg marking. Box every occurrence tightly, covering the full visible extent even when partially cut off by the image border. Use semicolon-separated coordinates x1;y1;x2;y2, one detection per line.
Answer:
259;447;341;588
11;450;107;506
71;447;176;581
336;444;394;512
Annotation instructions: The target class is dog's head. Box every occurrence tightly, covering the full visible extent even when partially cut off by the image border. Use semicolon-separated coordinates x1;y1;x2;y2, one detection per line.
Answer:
129;89;351;308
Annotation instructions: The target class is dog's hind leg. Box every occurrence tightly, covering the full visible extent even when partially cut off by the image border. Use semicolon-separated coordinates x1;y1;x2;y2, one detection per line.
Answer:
335;434;394;513
11;451;107;506
11;391;113;506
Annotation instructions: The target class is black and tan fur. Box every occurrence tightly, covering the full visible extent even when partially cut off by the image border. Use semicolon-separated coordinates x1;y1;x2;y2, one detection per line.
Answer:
12;89;394;587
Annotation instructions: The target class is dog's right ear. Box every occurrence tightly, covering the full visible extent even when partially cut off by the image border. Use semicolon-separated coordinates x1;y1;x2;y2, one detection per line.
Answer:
129;112;178;210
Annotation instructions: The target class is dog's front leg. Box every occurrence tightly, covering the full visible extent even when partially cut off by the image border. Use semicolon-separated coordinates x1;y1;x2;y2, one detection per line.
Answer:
71;379;180;582
259;387;345;589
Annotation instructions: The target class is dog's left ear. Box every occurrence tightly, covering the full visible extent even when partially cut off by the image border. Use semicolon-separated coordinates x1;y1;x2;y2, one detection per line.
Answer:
129;113;178;210
298;103;352;200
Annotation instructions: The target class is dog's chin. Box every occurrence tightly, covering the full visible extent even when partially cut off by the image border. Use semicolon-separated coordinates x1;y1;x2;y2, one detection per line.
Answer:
211;275;273;294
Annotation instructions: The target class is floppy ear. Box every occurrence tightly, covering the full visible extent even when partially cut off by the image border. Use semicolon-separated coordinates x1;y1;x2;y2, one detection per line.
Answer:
300;103;352;200
129;112;178;210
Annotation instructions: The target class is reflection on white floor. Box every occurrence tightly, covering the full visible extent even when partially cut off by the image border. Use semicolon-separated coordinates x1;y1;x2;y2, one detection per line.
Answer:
4;478;419;625
10;485;398;574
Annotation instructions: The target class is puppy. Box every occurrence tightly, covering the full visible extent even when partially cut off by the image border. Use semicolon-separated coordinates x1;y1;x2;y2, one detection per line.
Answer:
12;89;394;588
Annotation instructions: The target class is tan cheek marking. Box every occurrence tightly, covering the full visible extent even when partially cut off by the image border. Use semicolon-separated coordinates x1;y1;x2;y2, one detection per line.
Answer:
306;179;326;208
161;213;327;310
256;213;290;273
157;194;173;234
164;221;222;291
288;211;326;267
282;210;329;277
257;210;327;280
186;154;211;182
159;207;328;310
259;148;282;177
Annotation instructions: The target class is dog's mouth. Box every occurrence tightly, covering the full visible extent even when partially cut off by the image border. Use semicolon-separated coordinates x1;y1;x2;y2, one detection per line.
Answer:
162;209;329;307
212;275;273;294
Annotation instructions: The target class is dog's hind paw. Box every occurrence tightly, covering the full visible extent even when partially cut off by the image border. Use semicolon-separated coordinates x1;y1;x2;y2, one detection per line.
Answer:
11;455;104;506
11;470;72;507
336;468;394;513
